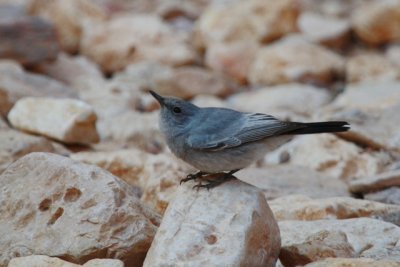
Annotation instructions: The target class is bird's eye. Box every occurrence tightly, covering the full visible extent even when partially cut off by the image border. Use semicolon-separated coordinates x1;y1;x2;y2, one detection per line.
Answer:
173;107;182;113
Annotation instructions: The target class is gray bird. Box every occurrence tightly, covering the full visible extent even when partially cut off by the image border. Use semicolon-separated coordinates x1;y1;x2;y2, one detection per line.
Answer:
150;91;350;189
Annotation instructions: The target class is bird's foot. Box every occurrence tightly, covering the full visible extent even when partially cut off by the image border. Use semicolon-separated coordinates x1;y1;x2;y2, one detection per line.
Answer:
180;171;207;185
192;169;240;190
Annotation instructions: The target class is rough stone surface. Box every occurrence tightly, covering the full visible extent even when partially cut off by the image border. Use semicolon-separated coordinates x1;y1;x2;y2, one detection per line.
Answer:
8;97;99;145
263;134;389;181
143;180;281;267
298;12;350;49
365;187;400;205
0;152;160;267
28;0;107;53
70;149;148;187
329;80;400;112
140;152;192;214
279;218;400;267
195;0;299;47
81;14;196;73
304;257;400;267
352;0;400;45
0;60;77;115
205;41;259;84
237;165;350;200
97;111;163;151
0;5;59;65
37;53;104;89
0;129;54;173
8;255;124;267
249;36;345;86
346;52;400;83
324;105;400;152
112;62;235;99
349;169;400;194
270;194;400;225
229;84;332;120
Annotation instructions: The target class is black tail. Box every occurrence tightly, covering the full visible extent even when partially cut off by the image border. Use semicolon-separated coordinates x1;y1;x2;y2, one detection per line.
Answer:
287;121;350;135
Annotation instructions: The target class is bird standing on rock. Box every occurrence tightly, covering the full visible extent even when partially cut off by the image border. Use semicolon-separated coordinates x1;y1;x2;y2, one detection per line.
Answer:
150;91;350;190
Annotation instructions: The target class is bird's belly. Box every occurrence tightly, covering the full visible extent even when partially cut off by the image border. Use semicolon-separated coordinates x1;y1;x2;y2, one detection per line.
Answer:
181;136;292;173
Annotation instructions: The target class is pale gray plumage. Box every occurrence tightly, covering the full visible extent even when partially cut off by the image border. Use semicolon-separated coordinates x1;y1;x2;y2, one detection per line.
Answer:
150;91;350;177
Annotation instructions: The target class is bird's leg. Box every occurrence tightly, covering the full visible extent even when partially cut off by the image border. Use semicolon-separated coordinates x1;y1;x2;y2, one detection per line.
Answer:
180;171;207;185
193;169;241;190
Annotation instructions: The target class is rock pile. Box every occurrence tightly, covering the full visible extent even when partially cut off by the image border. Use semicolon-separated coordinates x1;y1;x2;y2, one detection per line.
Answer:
0;0;399;266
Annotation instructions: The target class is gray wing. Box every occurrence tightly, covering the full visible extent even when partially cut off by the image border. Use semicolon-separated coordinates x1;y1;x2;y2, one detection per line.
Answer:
187;112;302;151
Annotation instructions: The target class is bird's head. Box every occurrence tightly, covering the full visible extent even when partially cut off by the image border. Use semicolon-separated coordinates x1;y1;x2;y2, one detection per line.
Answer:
150;91;200;134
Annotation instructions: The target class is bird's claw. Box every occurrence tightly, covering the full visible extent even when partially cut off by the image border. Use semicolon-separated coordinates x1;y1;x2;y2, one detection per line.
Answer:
180;171;205;185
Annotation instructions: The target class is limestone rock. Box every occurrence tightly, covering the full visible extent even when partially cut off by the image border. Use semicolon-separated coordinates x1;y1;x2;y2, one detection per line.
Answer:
28;0;107;53
113;62;234;99
324;105;400;152
0;5;59;65
298;12;350;49
8;97;99;145
191;94;227;109
8;255;124;267
229;84;332;120
205;41;259;84
304;257;400;267
71;148;191;214
329;81;400;112
70;149;148;188
249;36;345;86
140;152;192;214
0;60;77;115
155;66;236;99
0;152;160;267
0;117;8;129
270;195;400;225
195;0;298;47
237;165;350;200
143;180;281;267
298;0;364;18
279;218;400;267
80;14;195;73
365;187;400;205
349;169;400;194
37;53;104;89
0;129;54;173
346;52;400;83
97;111;163;151
387;45;400;68
352;0;400;45
264;134;389;182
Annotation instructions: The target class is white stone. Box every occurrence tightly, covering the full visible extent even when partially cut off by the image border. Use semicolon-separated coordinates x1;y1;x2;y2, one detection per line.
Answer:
143;180;281;267
8;97;99;145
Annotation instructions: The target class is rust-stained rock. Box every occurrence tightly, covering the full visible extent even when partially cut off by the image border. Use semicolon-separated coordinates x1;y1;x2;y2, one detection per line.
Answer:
0;128;54;173
0;152;160;267
270;194;400;225
279;218;400;267
352;0;400;45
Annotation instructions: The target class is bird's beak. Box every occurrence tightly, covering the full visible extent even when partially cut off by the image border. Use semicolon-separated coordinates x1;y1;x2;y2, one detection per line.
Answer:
149;90;165;106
